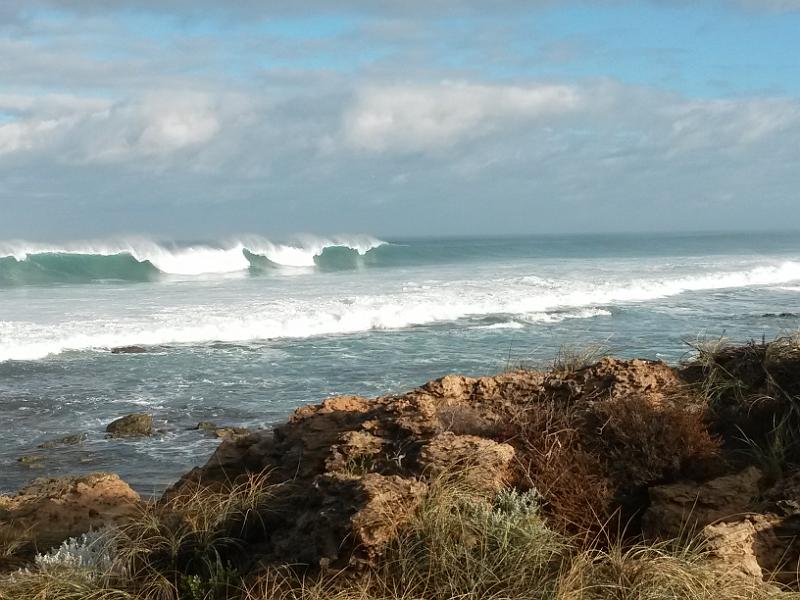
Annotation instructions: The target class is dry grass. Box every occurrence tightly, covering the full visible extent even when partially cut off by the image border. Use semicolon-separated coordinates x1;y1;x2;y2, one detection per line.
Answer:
552;343;610;374
556;540;794;600
684;334;800;480
112;471;276;599
2;470;798;600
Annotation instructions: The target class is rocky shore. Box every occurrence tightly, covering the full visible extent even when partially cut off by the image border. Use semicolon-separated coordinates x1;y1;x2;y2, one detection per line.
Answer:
2;337;800;599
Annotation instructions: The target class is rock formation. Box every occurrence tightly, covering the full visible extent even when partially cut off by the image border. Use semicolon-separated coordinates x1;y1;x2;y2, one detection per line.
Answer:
0;473;140;558
4;341;800;588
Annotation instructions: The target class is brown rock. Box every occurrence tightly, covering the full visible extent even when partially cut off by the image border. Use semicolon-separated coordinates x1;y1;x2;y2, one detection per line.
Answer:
0;473;140;554
418;432;515;492
159;359;732;570
106;413;153;437
642;467;763;538
349;474;427;563
212;426;251;441
701;513;800;585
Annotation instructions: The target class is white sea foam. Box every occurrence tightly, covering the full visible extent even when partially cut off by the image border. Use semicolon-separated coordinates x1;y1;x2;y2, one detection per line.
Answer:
473;321;527;330
2;260;799;362
0;234;386;275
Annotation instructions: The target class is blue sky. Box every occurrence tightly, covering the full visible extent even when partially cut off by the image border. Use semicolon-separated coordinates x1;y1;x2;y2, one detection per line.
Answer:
0;1;799;239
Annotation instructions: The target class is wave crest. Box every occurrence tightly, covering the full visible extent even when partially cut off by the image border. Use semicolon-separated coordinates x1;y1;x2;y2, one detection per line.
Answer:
0;235;387;283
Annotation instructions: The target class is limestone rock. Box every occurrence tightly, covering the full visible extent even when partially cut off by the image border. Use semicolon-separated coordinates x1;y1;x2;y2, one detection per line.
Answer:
0;473;140;554
642;467;763;538
701;513;800;585
350;474;427;564
418;432;515;492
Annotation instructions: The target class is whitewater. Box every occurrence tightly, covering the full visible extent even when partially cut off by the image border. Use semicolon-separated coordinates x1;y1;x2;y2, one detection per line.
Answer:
1;231;800;492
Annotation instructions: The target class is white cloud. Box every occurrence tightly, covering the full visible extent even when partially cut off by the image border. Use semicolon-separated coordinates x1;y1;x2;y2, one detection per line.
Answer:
665;97;800;155
0;92;224;162
343;81;582;152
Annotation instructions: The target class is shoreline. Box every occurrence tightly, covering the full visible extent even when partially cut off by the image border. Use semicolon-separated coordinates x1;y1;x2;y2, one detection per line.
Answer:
2;334;800;596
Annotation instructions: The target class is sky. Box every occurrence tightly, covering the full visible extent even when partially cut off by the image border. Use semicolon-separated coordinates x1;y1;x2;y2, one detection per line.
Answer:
0;0;799;240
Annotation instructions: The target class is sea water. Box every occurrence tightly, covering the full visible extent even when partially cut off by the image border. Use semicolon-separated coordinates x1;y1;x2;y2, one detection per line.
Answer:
1;231;799;493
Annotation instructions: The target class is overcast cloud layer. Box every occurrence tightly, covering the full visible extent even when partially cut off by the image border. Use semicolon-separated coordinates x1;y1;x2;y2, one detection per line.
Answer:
0;1;798;239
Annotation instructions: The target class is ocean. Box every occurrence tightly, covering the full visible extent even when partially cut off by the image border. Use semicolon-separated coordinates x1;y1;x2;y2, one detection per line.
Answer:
1;231;799;494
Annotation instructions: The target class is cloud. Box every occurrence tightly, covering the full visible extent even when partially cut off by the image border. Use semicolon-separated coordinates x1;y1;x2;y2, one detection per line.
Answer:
0;92;227;162
344;81;582;152
666;97;800;154
0;0;798;237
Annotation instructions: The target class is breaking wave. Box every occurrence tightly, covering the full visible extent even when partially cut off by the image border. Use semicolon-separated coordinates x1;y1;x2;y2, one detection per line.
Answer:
2;260;800;361
0;235;387;285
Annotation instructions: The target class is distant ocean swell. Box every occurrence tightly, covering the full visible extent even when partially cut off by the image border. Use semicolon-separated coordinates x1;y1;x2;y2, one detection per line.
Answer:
0;235;389;284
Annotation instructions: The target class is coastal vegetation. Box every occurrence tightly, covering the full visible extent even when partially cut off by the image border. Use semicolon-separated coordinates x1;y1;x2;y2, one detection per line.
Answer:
2;335;800;599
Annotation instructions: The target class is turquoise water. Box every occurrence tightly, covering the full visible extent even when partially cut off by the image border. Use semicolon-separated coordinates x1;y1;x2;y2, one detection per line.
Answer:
1;232;799;494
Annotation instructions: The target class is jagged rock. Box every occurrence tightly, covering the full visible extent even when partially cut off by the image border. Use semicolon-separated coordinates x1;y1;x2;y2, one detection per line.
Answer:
37;433;87;448
164;361;717;568
418;432;515;492
0;473;140;554
543;357;681;404
106;413;153;437
642;467;763;538
349;474;427;565
701;513;800;585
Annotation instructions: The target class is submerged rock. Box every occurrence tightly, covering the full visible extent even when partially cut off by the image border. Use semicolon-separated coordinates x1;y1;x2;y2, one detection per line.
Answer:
16;454;46;466
37;433;87;448
106;413;153;437
211;427;251;440
191;421;252;441
110;345;148;354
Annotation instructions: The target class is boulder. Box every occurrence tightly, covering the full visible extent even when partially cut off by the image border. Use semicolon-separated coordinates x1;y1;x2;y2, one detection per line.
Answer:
106;413;153;437
642;467;763;538
0;473;140;555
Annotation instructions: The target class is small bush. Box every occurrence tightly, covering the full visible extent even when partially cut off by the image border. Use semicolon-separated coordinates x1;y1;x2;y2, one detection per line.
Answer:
585;394;721;491
508;401;615;533
374;475;566;600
